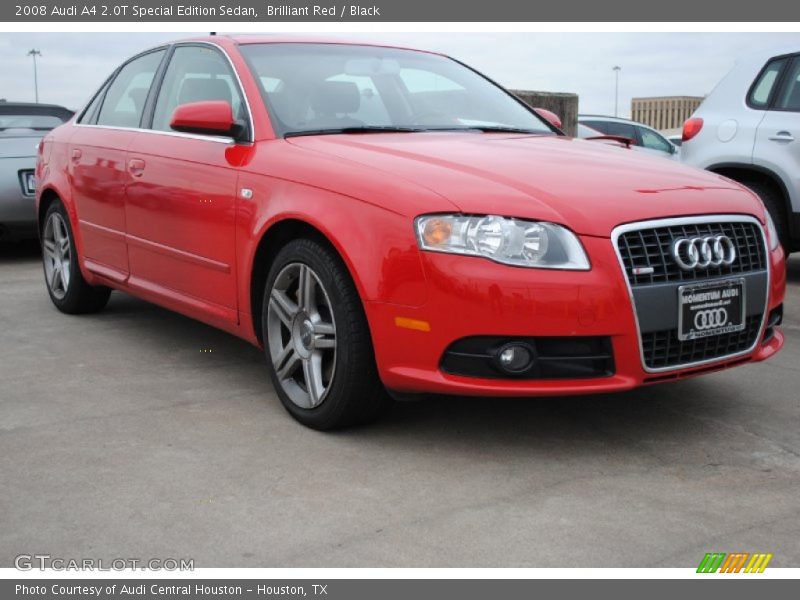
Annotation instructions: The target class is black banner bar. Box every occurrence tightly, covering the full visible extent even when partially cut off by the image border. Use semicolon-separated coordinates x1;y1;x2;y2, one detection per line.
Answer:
4;579;800;600
4;0;800;22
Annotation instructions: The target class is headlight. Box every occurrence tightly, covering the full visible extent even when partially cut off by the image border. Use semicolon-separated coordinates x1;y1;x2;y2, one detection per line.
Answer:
414;214;590;270
764;210;780;251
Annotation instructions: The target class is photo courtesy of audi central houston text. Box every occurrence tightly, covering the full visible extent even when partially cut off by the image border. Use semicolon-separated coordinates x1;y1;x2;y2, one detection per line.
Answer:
32;35;788;430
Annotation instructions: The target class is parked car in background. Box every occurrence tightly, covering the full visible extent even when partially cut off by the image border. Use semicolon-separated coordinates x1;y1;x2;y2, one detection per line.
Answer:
668;135;683;147
36;37;785;429
1;102;73;240
578;115;680;159
681;47;800;253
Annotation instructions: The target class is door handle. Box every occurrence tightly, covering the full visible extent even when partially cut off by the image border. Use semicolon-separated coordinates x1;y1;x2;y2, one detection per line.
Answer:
768;131;795;142
127;158;146;176
70;148;82;163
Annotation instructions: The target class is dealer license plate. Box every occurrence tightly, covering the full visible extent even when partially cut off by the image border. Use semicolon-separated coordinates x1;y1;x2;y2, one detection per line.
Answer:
678;278;746;341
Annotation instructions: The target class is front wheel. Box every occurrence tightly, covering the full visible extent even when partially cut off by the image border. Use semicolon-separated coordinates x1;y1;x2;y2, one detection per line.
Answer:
262;238;390;430
41;201;111;314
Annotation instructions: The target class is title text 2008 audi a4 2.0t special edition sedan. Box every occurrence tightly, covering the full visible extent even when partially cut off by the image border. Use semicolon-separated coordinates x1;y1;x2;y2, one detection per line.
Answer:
35;37;786;429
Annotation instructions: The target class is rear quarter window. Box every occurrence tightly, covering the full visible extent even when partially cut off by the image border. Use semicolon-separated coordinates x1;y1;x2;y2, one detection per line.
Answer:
748;57;787;108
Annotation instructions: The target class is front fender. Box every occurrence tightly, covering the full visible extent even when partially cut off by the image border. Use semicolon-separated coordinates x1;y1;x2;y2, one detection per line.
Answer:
236;174;428;341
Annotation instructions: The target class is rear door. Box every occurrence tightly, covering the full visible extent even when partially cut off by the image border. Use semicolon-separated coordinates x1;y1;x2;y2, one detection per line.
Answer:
69;49;166;281
753;54;800;215
124;44;249;322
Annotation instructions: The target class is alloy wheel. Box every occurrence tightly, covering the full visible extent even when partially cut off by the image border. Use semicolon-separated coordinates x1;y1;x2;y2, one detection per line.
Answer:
43;212;72;300
266;263;337;409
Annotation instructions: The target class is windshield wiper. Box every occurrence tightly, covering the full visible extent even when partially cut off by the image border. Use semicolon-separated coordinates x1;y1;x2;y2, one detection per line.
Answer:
436;125;544;134
285;126;425;138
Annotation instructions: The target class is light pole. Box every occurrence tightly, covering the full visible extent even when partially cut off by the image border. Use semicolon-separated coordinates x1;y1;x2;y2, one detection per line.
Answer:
28;49;42;103
613;65;621;118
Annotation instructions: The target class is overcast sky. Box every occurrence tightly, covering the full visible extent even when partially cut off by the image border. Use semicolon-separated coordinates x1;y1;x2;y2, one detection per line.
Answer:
1;32;798;117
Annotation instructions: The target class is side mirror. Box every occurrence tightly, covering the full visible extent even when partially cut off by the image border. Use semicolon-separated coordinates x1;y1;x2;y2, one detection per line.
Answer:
533;107;562;129
170;101;244;139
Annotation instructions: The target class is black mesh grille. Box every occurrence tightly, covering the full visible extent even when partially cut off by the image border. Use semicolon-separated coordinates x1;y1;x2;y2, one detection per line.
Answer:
441;336;615;380
618;221;766;286
641;315;762;370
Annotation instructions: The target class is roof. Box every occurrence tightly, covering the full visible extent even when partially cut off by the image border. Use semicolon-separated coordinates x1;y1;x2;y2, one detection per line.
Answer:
177;34;446;57
578;115;638;123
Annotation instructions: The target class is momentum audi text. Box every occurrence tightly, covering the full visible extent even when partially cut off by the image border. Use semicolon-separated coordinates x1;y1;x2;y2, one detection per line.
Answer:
35;37;786;429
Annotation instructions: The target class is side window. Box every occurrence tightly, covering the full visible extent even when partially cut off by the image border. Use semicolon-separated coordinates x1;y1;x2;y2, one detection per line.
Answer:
639;128;672;153
78;80;110;124
96;50;165;128
152;46;245;133
748;58;787;108
776;57;800;112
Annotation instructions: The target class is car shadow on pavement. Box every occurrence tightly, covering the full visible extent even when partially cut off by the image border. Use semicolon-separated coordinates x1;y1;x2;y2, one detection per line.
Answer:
786;255;800;284
82;288;721;453
0;239;40;262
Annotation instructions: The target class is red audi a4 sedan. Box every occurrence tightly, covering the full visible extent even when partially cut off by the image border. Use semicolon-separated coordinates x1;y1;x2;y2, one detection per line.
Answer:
36;36;786;429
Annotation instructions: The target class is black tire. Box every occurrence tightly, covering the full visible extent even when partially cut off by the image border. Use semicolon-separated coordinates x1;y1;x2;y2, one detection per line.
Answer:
261;237;391;430
741;180;791;252
41;201;111;314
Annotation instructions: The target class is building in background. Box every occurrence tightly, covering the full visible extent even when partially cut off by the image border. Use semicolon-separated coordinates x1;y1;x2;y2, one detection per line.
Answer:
631;96;703;132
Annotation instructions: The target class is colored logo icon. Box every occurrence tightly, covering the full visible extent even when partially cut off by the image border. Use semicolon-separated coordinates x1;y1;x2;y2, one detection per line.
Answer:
697;552;773;573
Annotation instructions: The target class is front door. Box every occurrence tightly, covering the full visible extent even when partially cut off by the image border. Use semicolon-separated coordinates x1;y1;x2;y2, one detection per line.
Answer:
124;45;248;321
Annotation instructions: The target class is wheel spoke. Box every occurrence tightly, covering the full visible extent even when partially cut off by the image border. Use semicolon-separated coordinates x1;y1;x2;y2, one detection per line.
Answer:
274;344;301;380
270;288;297;327
298;264;316;314
52;217;63;244
303;352;325;406
314;320;335;335
43;240;57;260
59;237;70;256
49;265;60;292
314;334;336;349
61;261;70;289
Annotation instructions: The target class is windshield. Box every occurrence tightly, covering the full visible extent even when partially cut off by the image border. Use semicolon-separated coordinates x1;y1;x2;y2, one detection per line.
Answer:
239;43;555;137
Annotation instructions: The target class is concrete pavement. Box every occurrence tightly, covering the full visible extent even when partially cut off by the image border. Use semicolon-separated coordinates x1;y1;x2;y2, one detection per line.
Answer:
1;240;799;567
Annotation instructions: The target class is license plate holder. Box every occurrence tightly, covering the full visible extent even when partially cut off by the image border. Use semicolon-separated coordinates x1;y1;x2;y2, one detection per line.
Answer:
678;278;746;341
20;170;36;196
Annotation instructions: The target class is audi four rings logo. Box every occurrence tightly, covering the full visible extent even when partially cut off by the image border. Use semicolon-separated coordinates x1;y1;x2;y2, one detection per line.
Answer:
672;235;737;270
694;308;729;330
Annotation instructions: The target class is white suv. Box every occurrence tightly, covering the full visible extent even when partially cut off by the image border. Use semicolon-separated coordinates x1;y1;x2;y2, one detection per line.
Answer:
681;48;800;253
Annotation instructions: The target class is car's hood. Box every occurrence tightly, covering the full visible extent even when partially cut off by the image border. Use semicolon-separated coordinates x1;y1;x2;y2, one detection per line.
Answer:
287;133;761;237
0;133;43;159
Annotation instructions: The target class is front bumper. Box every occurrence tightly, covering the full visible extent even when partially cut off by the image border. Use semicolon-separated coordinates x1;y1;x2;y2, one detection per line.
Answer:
366;233;785;396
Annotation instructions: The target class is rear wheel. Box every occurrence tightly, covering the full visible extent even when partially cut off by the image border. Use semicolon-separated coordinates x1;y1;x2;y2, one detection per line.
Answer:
42;201;111;314
262;238;390;430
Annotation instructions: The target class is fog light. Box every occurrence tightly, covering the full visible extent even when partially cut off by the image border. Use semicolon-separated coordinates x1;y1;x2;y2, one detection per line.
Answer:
496;343;534;373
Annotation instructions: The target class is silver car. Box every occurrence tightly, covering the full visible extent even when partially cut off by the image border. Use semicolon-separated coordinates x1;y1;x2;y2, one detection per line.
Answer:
578;115;680;160
681;47;800;253
1;102;72;240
